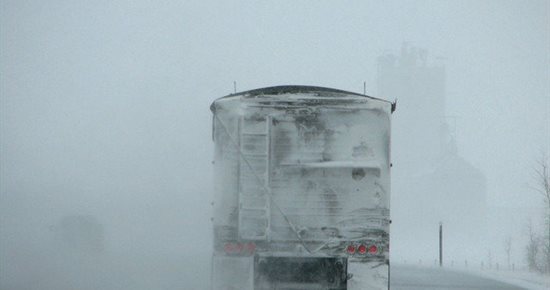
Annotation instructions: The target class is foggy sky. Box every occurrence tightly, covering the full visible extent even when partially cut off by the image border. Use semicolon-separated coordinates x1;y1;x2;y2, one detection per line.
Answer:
1;0;549;286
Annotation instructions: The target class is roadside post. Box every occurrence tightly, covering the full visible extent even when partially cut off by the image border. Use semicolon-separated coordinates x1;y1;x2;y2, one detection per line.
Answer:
439;222;443;267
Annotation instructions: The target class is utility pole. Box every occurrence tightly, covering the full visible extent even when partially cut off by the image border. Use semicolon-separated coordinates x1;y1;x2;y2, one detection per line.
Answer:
439;222;443;267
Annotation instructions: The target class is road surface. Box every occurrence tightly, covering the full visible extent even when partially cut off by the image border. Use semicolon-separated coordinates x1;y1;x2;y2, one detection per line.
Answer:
2;250;529;290
391;265;525;290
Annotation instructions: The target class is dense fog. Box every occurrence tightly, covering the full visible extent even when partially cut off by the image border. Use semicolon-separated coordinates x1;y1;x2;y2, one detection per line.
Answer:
1;1;548;289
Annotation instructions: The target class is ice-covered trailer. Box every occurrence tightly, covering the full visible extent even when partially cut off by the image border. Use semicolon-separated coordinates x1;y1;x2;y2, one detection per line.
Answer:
210;86;394;290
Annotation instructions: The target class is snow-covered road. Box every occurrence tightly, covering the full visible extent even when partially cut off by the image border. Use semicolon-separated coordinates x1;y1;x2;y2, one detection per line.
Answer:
391;265;525;290
5;249;547;290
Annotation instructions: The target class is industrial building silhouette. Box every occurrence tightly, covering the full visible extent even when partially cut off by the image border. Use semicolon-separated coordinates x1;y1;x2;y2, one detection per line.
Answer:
377;43;487;263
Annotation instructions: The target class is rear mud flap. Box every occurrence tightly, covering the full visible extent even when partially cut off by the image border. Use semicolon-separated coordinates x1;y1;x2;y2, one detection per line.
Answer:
211;255;254;290
347;261;389;290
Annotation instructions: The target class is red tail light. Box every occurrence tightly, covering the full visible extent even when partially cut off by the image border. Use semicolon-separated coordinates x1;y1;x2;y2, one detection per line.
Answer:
224;242;256;254
369;245;378;254
357;244;367;254
235;243;244;252
346;245;356;254
224;243;234;253
246;242;256;253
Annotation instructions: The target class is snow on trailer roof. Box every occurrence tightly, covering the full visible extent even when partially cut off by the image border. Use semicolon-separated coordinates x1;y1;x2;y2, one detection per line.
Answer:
210;85;396;112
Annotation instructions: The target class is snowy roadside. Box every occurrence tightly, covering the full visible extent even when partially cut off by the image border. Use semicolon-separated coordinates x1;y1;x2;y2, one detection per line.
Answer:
455;267;550;290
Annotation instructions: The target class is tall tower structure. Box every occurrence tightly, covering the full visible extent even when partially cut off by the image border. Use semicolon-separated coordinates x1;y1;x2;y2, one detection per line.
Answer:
377;43;448;171
378;44;487;263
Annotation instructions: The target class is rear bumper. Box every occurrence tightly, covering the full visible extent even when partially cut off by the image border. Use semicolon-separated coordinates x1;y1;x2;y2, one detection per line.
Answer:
211;254;388;290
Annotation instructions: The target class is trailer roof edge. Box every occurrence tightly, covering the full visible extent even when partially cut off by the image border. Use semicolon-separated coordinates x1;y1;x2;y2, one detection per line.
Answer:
210;85;395;112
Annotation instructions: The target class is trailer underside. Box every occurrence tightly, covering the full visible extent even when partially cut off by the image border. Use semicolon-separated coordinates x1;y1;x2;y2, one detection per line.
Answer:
212;254;388;290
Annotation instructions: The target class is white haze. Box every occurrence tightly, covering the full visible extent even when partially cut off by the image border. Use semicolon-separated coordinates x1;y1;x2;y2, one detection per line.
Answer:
1;0;548;289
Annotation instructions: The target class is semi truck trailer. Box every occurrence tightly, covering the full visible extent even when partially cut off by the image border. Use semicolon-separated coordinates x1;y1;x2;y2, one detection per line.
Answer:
210;85;394;289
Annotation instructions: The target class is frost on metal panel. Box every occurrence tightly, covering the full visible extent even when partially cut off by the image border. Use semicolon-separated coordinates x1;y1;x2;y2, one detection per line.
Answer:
211;86;391;288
